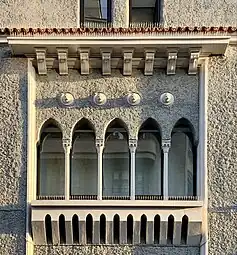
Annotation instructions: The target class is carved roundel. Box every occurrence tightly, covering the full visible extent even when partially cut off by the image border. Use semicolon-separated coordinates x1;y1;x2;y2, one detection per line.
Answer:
127;92;141;106
58;92;75;106
93;92;107;106
160;92;174;106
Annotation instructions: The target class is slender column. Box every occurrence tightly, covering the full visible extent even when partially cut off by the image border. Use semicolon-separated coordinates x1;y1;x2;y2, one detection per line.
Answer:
96;139;104;200
162;139;171;200
63;138;72;200
129;139;137;200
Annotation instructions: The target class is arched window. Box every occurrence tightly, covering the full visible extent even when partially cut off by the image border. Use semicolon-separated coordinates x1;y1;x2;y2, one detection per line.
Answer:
103;119;129;198
169;118;196;197
72;214;79;244
181;215;189;244
100;214;106;244
167;215;174;244
45;214;53;244
37;120;64;198
71;119;97;198
136;119;161;197
113;214;120;244
86;214;93;244
59;214;66;244
154;214;160;244
140;214;147;244
127;214;133;244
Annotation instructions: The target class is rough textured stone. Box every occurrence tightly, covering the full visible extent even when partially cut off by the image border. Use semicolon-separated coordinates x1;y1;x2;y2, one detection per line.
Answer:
34;245;200;255
112;0;129;27
0;46;27;255
36;69;199;142
207;46;237;255
163;0;237;27
0;0;78;28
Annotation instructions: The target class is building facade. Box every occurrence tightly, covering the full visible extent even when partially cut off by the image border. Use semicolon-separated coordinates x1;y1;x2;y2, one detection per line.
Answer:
0;1;236;255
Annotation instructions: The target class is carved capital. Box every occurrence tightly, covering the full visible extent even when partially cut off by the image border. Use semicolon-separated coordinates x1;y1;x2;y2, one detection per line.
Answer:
123;49;134;76
35;48;47;75
129;139;137;153
96;139;104;152
161;139;171;153
167;50;178;75
57;48;68;75
79;48;90;75
62;138;72;152
101;49;112;75
188;49;200;75
144;49;155;76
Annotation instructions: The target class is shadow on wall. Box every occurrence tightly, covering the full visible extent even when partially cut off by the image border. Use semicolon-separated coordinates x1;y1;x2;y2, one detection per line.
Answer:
0;70;27;255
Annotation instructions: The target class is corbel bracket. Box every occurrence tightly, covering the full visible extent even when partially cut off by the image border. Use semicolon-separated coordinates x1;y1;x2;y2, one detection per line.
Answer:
35;48;47;75
123;48;134;76
167;50;178;75
144;49;156;76
100;48;112;75
79;48;90;75
57;48;68;75
188;49;200;75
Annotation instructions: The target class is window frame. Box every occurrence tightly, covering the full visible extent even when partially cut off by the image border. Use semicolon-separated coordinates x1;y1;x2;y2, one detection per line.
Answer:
80;0;112;27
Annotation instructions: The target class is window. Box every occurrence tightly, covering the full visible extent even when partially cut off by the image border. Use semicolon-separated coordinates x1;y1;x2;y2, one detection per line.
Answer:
129;0;160;26
80;0;111;27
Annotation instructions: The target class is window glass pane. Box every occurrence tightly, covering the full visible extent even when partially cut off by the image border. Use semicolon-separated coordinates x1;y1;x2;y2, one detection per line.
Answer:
131;0;156;23
85;0;108;21
103;132;129;196
169;133;194;196
136;133;161;195
39;133;64;196
71;133;97;195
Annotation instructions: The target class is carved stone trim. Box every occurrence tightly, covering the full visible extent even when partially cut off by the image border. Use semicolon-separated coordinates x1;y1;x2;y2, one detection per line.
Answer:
189;49;200;75
129;139;138;153
144;49;155;75
101;48;112;75
167;50;178;75
57;48;68;75
96;139;104;149
123;48;134;76
79;48;90;75
35;48;47;75
161;139;171;153
62;138;72;152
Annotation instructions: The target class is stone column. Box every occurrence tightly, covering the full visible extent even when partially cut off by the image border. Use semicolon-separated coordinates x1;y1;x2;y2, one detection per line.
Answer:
63;138;72;200
162;139;171;200
129;139;137;200
112;0;130;27
96;139;104;200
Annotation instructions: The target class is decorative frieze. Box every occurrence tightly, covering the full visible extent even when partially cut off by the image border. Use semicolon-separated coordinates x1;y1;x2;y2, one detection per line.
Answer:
79;48;90;75
188;49;200;75
144;49;155;75
35;48;47;75
57;48;68;75
100;49;112;75
123;49;134;76
167;51;178;75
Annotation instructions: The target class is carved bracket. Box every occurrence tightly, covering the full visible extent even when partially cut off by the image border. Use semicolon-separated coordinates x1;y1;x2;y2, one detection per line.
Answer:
167;51;178;75
123;49;134;76
79;48;90;75
101;49;112;75
161;139;171;153
144;49;155;75
35;48;47;75
188;49;200;75
57;48;68;75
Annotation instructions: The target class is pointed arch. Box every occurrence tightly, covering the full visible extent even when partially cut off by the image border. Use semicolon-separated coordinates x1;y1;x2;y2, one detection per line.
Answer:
167;215;174;244
136;118;162;197
100;214;106;244
71;117;96;138
72;214;79;244
71;118;97;198
86;214;93;244
140;214;147;244
103;118;129;198
45;214;53;244
104;118;129;138
59;214;66;244
169;118;197;197
127;214;133;244
113;214;120;244
181;215;189;244
154;214;160;244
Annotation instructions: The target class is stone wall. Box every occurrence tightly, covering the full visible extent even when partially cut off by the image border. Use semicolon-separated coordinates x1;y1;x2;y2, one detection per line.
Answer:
207;46;237;255
0;46;27;254
34;245;200;255
35;69;199;142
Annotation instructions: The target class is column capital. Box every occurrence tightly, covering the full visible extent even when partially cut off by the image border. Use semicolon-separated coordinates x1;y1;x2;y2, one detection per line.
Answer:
96;138;104;150
129;139;137;152
62;138;72;152
162;139;171;153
